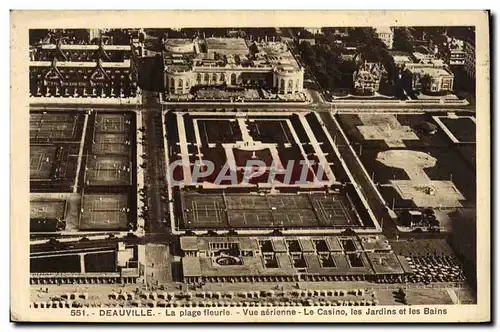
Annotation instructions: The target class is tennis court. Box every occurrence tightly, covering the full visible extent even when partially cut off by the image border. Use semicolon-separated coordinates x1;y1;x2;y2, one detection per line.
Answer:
95;113;132;133
93;132;129;144
30;145;57;179
182;194;228;228
86;155;130;185
311;195;354;227
91;142;130;156
224;195;269;210
269;209;318;228
30;113;80;141
79;194;129;230
227;210;274;228
30;200;66;220
91;132;130;156
180;192;360;230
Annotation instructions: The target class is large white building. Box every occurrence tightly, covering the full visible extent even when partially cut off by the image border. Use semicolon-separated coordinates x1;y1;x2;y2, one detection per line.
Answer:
163;37;304;95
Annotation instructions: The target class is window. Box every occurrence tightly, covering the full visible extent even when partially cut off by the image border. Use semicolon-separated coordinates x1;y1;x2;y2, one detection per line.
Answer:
212;73;217;83
204;73;209;84
280;79;285;88
178;79;183;87
231;73;237;85
169;78;175;88
220;73;225;82
196;73;201;84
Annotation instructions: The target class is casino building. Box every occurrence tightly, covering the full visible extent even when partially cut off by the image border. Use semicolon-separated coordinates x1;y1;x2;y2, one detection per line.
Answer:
163;37;304;96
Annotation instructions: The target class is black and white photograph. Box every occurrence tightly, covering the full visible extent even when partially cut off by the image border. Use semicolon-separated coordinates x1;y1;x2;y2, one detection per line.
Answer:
10;10;490;323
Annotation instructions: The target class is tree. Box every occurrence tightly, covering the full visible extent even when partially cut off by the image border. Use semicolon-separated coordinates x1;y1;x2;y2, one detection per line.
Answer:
419;74;432;92
393;27;415;53
29;29;50;45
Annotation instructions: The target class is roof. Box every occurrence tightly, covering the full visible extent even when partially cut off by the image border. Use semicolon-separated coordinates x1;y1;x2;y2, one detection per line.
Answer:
256;41;300;70
179;235;394;254
31;43;132;62
275;253;293;269
326;237;343;251
180;235;408;278
165;39;193;46
180;236;198;251
271;238;287;252
374;27;393;35
405;63;453;77
359;235;392;251
397;255;414;274
182;256;202;276
180;236;260;252
367;252;405;275
303;255;322;273
205;37;248;55
239;237;260;251
390;51;413;65
163;38;301;72
298;238;316;252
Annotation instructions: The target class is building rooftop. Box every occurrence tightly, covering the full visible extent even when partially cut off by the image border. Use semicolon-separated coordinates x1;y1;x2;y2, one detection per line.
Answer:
182;236;262;252
405;63;453;77
255;41;300;70
326;237;343;252
180;236;199;251
205;37;249;55
374;27;393;34
183;253;389;278
390;51;414;65
271;238;288;253
163;38;301;72
359;235;392;251
181;235;409;278
447;37;464;51
298;238;316;252
30;42;133;62
367;252;405;275
165;39;194;47
354;62;384;83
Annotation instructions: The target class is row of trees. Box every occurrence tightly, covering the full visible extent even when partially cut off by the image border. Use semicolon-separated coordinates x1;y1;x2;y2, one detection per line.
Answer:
297;40;357;92
145;28;278;41
393;26;466;55
297;28;398;94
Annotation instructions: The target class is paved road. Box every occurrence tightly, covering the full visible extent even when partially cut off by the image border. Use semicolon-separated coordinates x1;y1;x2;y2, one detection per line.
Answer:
142;108;168;236
29;98;474;113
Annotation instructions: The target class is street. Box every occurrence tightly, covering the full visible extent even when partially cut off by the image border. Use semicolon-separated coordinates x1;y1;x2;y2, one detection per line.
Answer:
142;107;168;236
